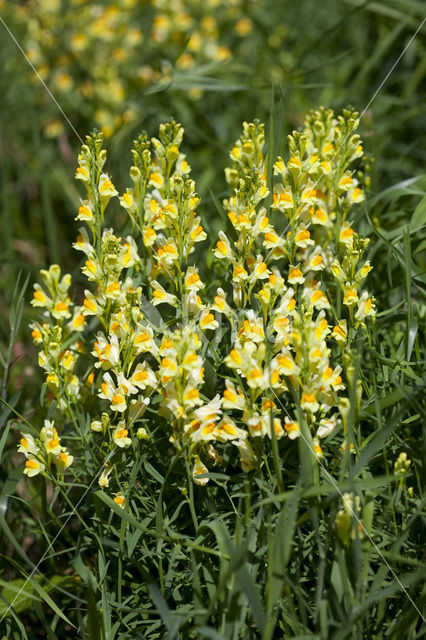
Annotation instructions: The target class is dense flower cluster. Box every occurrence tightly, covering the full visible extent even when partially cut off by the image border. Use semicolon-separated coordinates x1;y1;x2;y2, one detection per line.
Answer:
18;419;73;478
214;110;375;469
24;109;376;502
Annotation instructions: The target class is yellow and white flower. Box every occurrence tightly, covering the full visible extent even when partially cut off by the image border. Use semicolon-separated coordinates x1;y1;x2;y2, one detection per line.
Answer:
98;462;113;488
288;266;305;285
301;391;319;414
76;200;94;223
151;281;178;307
339;222;354;247
99;173;118;204
355;291;375;322
284;417;300;440
235;439;256;472
316;414;338;439
199;309;219;331
93;333;120;369
112;422;132;448
113;492;126;508
214;231;234;260
23;457;45;477
131;364;156;390
215;419;246;442
99;373;127;412
193;456;209;485
294;224;314;248
184;267;204;291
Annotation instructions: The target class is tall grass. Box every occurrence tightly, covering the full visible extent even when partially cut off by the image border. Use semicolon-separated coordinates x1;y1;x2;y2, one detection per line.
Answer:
0;1;425;638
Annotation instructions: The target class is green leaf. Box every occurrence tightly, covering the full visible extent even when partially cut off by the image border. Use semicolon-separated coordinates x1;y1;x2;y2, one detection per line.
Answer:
410;195;426;232
147;583;182;639
0;577;42;616
86;581;103;640
205;520;266;633
267;485;301;610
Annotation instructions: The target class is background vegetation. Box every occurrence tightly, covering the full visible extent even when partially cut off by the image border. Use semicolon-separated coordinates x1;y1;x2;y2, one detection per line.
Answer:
0;0;425;638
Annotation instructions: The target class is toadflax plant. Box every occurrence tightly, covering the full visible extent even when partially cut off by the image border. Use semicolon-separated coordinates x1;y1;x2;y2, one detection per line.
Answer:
23;108;375;497
17;108;412;638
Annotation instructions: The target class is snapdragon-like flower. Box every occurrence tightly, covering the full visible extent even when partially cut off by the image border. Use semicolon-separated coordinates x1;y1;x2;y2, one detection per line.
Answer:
25;110;376;493
215;109;375;472
335;492;364;547
18;420;73;477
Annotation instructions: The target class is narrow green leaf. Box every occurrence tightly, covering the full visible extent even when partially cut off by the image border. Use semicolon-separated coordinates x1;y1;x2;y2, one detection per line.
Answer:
267;485;301;610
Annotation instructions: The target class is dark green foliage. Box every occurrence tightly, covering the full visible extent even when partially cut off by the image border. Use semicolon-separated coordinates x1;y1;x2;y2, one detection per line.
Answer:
0;1;425;637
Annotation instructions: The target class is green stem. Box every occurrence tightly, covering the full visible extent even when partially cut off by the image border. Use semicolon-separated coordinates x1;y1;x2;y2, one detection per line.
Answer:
184;454;199;532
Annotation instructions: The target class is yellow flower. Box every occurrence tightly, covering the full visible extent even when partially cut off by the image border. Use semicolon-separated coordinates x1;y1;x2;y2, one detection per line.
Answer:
222;380;246;410
131;364;156;390
343;289;359;306
284;418;300;440
313;438;324;459
193;456;209;486
288;266;304;285
113;492;125;508
190;221;207;243
338;175;353;191
185;267;203;291
120;191;133;209
76;202;93;222
99;174;118;199
294;225;314;248
306;251;324;272
54;449;74;471
199;310;218;331
151;281;177;307
113;422;131;448
274;352;298;376
105;280;121;299
31;285;49;308
83;290;102;316
332;321;347;343
75;164;90;182
301;392;319;414
350;186;364;203
355;291;375;322
18;433;39;456
24;458;44;477
99;463;113;487
143;226;157;246
232;264;248;282
72;311;86;331
288;156;302;171
235;17;252;36
31;327;43;344
235;439;256;472
312;208;328;226
215;419;246;442
339;223;354;247
214;231;233;259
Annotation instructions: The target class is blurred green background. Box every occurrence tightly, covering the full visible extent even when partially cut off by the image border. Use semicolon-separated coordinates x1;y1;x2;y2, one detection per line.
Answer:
0;2;425;637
